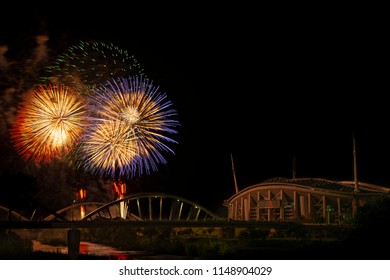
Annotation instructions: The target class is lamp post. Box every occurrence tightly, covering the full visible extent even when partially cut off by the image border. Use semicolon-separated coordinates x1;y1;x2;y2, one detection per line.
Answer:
68;199;80;259
71;199;76;221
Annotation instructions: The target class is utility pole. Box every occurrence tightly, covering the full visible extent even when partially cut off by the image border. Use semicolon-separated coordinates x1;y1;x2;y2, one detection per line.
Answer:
292;156;297;179
353;133;359;193
352;132;359;218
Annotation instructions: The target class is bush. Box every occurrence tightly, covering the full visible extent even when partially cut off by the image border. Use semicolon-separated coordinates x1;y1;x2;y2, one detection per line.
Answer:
0;230;33;259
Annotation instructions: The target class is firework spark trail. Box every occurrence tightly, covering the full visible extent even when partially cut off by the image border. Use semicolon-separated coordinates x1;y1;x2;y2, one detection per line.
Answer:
73;120;141;178
10;84;88;164
75;76;179;179
40;41;145;94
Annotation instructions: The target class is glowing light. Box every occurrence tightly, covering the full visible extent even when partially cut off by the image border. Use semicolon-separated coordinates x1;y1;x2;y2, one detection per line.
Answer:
10;84;88;164
80;205;86;219
75;75;179;179
113;179;127;219
77;188;87;219
78;188;87;200
113;179;127;197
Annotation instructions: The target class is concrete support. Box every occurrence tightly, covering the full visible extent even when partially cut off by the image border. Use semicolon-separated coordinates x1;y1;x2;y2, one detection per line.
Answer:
300;195;307;217
337;197;342;225
293;191;298;218
322;196;326;218
68;229;80;259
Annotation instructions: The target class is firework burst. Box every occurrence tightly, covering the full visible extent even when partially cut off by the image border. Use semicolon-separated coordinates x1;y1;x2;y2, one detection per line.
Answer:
10;84;88;164
74;76;179;179
40;41;145;94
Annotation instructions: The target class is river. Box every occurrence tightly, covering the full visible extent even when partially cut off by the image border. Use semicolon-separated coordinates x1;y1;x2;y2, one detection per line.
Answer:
32;240;192;259
32;240;149;259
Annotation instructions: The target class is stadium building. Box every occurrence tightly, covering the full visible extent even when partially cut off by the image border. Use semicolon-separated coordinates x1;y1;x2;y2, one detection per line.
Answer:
224;139;390;224
224;177;390;224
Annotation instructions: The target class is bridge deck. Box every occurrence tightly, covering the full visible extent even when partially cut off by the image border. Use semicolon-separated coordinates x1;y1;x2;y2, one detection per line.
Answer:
0;220;344;230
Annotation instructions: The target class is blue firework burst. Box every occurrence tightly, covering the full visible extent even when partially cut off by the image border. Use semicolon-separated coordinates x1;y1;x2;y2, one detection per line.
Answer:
74;75;179;179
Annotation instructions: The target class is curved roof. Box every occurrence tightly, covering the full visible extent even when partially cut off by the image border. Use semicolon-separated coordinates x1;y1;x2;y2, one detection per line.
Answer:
225;177;390;203
262;177;390;194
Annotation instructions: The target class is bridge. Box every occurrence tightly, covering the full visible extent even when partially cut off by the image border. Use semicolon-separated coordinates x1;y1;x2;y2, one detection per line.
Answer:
0;192;224;226
1;192;344;258
0;191;345;235
1;191;346;237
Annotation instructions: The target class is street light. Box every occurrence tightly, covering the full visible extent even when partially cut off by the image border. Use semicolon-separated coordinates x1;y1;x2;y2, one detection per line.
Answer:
71;199;76;221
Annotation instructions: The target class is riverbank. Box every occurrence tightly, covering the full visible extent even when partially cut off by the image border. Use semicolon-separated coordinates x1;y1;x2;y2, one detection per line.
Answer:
30;240;197;260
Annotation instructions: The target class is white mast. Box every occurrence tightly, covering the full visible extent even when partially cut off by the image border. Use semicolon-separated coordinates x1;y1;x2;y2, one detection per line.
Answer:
231;153;239;194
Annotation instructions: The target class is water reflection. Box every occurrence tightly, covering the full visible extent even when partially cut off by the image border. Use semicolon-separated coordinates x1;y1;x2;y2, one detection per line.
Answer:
78;242;145;259
32;240;146;259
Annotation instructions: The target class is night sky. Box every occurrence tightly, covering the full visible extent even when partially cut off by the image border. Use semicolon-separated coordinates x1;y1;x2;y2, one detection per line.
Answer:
1;4;388;214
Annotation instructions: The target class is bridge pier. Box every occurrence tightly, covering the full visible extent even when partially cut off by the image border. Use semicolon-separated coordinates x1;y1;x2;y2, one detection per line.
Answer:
67;229;80;259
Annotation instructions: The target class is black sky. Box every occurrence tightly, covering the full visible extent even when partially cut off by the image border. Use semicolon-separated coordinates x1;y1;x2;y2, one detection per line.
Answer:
1;3;388;213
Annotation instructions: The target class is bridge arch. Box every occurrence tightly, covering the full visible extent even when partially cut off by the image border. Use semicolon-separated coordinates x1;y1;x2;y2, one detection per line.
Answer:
43;202;106;221
82;192;222;221
0;205;29;221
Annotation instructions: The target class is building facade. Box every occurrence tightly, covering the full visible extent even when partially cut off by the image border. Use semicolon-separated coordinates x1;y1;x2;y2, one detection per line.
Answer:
224;177;390;224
